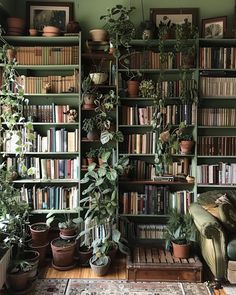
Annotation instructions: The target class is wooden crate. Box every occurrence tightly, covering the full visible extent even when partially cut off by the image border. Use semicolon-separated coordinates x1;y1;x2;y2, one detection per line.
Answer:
127;247;202;282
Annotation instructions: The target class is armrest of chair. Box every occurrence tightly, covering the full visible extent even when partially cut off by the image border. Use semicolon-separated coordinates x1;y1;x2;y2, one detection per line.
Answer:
189;203;224;239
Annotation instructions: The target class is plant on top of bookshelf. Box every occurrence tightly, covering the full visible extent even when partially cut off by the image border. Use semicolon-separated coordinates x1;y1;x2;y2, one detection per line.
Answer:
100;4;136;50
175;19;199;69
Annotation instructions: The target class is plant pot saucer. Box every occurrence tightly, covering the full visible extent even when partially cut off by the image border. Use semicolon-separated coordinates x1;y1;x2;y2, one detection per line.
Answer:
7;281;34;295
51;260;77;271
59;233;77;240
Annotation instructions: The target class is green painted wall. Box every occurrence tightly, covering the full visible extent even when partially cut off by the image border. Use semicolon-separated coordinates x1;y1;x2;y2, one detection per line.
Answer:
9;0;236;38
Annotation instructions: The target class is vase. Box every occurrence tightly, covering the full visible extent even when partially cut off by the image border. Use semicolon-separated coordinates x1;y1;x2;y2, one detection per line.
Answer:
127;80;139;97
67;21;81;33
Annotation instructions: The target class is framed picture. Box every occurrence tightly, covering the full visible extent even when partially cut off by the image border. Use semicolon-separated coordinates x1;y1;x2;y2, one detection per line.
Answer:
202;16;227;39
150;8;199;28
26;1;74;33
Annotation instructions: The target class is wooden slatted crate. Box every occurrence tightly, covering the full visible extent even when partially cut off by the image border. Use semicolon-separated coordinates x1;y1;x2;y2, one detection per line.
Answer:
127;247;202;282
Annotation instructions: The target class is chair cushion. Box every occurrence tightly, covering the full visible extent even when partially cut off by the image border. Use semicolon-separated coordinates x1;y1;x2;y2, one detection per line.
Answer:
197;190;236;232
227;235;236;260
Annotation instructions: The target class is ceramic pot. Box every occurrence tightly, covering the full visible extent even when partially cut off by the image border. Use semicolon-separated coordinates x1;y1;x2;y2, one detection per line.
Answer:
89;29;108;42
29;242;49;266
77;246;93;266
83;93;96;108
6;271;32;292
87;130;99;141
24;250;40;278
127;80;139;97
89;256;111;276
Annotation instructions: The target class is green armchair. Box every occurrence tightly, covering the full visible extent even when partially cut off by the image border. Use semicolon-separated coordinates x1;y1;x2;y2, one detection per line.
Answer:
189;190;236;286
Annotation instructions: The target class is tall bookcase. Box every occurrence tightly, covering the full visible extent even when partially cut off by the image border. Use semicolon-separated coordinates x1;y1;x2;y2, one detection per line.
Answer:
117;39;198;245
198;38;236;193
1;35;81;215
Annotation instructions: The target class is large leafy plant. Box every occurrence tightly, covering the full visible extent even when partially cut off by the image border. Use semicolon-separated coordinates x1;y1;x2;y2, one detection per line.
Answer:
100;4;136;49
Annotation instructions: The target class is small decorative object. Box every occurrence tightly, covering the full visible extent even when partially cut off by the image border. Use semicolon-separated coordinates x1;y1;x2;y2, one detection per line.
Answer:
186;175;195;183
64;109;78;123
142;20;154;40
42;25;61;37
7;17;25;36
29;28;38;36
42;82;51;94
67;21;81;33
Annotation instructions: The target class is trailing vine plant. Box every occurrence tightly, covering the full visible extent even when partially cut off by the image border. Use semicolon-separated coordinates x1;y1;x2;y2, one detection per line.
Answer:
0;25;34;177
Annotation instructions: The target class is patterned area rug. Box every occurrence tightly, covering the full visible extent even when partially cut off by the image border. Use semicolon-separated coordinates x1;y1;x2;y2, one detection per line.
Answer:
31;278;68;295
28;279;212;295
65;279;212;295
223;284;236;295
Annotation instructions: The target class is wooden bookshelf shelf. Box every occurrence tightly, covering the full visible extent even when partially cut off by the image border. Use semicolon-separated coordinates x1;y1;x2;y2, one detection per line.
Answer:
119;180;193;185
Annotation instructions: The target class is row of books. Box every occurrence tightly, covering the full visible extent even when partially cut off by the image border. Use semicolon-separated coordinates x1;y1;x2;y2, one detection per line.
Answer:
199;47;236;69
122;50;195;70
128;159;155;180
121;132;156;154
15;46;80;65
133;223;167;239
197;136;236;156
8;157;79;180
15;74;79;94
200;76;236;97
197;162;236;184
20;185;78;210
198;107;236;126
3;128;79;153
120;186;194;215
23;104;77;123
163;103;197;126
120;105;155;125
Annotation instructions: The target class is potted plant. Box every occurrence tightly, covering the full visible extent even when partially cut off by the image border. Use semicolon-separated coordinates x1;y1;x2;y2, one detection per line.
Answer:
100;4;136;50
46;209;83;239
79;150;130;270
175;19;198;69
81;76;98;109
82;117;100;140
165;209;196;259
179;134;195;155
85;148;98;165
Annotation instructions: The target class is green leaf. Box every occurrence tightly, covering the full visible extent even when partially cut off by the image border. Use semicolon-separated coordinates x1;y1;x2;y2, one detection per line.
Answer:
95;178;104;186
88;162;96;171
106;169;117;181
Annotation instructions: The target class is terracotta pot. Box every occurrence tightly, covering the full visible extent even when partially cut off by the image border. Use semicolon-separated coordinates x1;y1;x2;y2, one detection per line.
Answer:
172;242;190;259
127;80;139;97
180;140;195;154
51;238;76;268
6;271;32;292
29;242;49;266
24;250;40;278
77;246;93;266
6;48;16;62
83;93;96;108
30;222;49;247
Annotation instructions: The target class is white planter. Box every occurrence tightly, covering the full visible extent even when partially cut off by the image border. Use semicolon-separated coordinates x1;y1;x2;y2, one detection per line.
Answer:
0;248;10;290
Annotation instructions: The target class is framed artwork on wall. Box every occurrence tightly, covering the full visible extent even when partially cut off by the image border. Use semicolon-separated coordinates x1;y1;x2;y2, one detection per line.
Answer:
202;16;227;39
26;1;74;33
150;8;199;28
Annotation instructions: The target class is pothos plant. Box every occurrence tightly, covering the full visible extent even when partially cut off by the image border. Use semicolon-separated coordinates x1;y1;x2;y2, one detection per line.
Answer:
94;90;124;145
0;25;34;177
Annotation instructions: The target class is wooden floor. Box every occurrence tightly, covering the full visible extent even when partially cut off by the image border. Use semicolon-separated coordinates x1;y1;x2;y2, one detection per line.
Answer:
40;255;227;295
